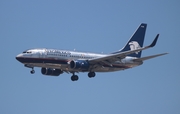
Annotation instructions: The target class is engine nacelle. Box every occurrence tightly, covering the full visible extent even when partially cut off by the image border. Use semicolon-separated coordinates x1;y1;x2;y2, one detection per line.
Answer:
70;60;90;70
41;68;63;76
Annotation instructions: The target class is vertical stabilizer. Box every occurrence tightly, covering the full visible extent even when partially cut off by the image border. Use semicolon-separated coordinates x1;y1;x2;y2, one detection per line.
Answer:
115;23;147;58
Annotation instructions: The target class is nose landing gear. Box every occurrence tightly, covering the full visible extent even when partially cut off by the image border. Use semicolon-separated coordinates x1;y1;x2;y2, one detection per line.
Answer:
24;64;35;74
30;69;35;74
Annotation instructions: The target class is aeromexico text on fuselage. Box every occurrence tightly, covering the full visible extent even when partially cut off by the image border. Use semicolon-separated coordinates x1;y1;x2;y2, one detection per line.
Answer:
48;49;71;55
45;49;95;59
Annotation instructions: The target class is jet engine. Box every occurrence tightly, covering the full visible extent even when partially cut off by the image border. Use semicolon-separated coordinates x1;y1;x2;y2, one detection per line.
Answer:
70;60;90;70
41;68;63;76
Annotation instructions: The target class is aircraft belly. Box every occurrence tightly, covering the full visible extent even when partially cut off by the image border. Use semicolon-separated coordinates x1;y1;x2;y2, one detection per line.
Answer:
23;61;141;73
92;63;140;72
24;62;69;69
93;68;124;72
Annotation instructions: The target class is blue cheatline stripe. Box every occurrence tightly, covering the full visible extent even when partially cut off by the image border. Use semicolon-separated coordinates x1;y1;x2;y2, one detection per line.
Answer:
16;57;68;64
16;57;130;69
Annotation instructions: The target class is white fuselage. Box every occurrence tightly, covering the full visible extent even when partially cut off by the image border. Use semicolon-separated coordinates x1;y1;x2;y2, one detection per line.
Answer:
16;48;142;73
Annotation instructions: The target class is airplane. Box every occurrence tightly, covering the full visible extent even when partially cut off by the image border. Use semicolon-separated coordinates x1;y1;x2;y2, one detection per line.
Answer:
16;23;168;81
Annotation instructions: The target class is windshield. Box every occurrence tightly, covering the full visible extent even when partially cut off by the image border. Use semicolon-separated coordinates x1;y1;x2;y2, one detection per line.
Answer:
22;50;32;53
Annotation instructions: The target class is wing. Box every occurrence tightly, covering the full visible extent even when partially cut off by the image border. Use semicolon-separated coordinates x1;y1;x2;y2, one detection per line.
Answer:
89;34;159;65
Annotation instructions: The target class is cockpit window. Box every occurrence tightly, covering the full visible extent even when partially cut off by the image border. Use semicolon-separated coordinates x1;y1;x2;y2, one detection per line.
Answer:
22;50;32;53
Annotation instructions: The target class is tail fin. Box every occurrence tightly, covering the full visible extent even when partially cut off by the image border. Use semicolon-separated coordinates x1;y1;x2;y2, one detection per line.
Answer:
113;23;147;58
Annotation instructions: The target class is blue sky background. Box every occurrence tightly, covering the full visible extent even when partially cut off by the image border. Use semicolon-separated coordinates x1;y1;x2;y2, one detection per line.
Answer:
0;0;179;114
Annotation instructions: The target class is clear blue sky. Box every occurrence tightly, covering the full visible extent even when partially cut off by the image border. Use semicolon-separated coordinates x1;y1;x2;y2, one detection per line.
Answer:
0;0;179;114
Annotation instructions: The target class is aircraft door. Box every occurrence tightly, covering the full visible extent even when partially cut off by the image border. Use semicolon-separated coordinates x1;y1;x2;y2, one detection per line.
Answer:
39;49;47;58
40;49;47;58
43;49;47;58
39;51;42;58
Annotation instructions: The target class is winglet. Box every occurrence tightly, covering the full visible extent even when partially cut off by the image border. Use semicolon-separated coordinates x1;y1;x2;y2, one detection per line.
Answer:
149;34;159;47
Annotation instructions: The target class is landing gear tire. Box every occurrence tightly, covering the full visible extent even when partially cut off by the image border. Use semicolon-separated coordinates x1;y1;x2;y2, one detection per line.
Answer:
88;72;96;78
30;70;35;74
71;75;79;81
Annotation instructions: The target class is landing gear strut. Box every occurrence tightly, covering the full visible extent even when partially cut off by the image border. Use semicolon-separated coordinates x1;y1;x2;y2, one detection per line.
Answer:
71;72;79;81
24;64;35;74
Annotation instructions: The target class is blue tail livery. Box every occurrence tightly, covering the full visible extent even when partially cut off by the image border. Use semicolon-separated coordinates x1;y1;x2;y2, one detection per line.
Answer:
113;23;147;58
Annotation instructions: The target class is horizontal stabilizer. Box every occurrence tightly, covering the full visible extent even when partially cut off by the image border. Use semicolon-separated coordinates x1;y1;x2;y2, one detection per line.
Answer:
133;53;168;62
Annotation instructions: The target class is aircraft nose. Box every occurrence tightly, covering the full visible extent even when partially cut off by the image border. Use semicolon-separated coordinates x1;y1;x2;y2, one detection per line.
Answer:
16;54;23;62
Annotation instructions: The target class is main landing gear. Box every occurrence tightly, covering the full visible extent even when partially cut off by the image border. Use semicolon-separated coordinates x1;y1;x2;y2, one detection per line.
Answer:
88;72;96;78
71;72;96;81
71;73;79;81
